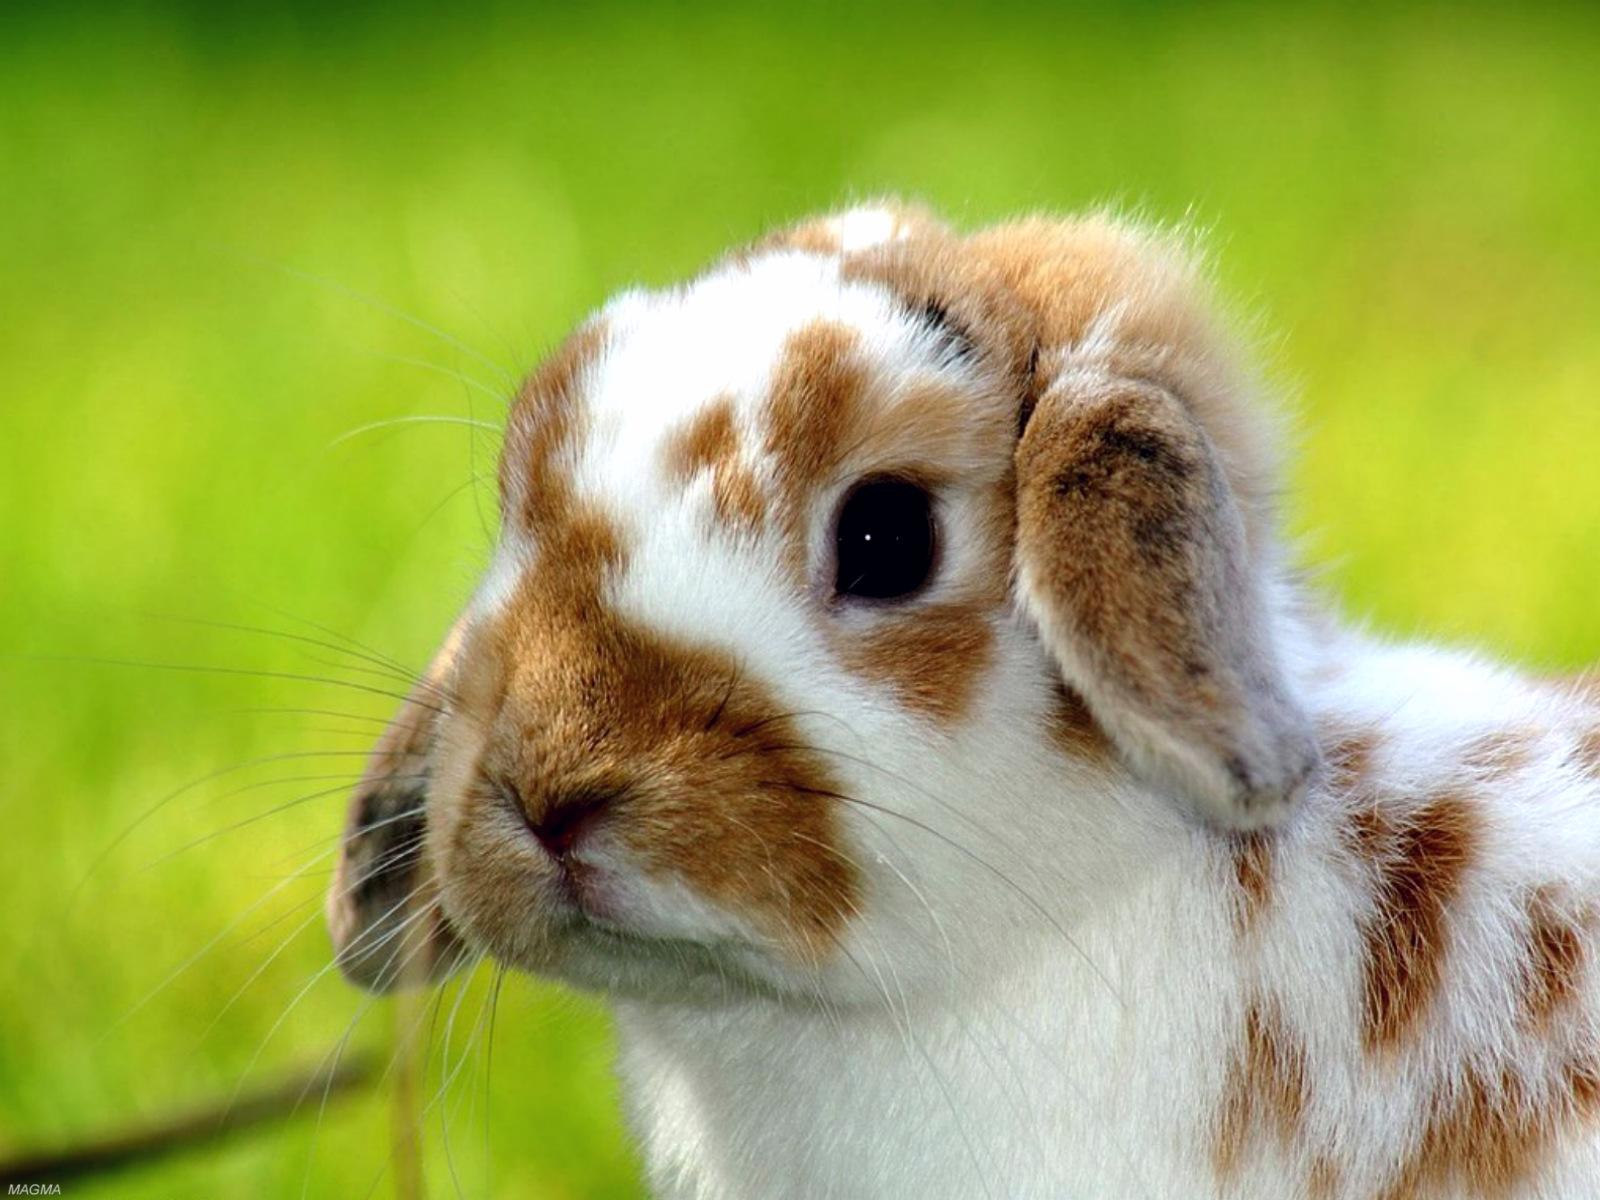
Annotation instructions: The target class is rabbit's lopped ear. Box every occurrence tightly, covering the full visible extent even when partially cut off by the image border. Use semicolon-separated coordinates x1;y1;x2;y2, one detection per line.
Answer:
981;218;1321;830
326;621;467;992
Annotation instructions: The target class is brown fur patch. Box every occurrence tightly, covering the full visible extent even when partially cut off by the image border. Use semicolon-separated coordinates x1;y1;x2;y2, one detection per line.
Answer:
1050;682;1110;762
1570;727;1600;777
1307;1155;1341;1199
1521;885;1590;1031
1231;832;1274;933
664;394;739;482
502;320;609;532
764;320;869;550
1214;999;1309;1176
1377;1056;1600;1200
1324;726;1381;799
1352;794;1480;1052
755;219;843;256
663;395;768;530
1463;727;1538;775
836;602;993;725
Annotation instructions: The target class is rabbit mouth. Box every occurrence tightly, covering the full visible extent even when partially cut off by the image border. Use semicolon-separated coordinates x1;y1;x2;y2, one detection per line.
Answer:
421;779;810;1001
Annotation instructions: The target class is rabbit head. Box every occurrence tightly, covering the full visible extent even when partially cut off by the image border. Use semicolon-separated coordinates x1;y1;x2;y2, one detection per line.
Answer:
327;202;1321;1003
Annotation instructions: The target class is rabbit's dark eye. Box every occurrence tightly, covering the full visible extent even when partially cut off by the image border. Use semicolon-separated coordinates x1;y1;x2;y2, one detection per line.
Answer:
833;479;937;601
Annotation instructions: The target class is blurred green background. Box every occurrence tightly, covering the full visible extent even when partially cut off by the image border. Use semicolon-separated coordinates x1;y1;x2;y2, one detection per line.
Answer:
2;1;1596;1196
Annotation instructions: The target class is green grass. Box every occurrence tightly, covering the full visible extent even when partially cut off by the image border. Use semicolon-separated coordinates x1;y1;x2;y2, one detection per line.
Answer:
2;2;1597;1196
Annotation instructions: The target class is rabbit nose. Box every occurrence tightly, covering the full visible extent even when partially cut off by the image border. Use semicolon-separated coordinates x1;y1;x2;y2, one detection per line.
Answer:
525;788;616;858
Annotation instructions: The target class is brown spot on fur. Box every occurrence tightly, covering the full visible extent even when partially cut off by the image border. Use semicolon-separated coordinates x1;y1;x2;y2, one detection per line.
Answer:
756;219;842;256
1353;794;1480;1052
1565;1053;1600;1113
837;602;993;725
502;320;609;532
1231;832;1274;933
1307;1155;1341;1199
1324;726;1380;800
1050;682;1109;762
1214;999;1308;1177
1377;1056;1600;1200
1463;727;1537;775
1521;885;1590;1031
1570;727;1600;777
664;395;739;482
663;396;768;531
764;321;868;549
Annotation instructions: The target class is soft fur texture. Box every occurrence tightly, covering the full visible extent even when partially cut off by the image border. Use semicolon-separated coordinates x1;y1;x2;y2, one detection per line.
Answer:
327;202;1600;1198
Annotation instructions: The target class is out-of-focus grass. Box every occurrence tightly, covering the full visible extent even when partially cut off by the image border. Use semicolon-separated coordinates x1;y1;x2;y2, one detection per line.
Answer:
1;2;1595;1196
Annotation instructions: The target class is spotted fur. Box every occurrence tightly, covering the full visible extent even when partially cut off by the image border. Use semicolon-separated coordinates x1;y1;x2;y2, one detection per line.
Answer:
328;201;1600;1198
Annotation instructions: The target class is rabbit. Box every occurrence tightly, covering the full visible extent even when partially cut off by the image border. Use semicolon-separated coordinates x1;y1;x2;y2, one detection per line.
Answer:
326;201;1600;1199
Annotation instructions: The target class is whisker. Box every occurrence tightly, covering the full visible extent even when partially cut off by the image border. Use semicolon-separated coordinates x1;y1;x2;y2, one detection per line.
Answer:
326;414;502;451
233;251;518;387
103;842;341;1036
66;748;393;917
481;964;505;1196
142;774;427;868
133;612;439;697
211;589;436;684
402;471;496;550
236;707;395;727
762;777;1123;1006
351;350;509;404
30;653;456;719
299;994;381;1199
225;898;443;1118
266;802;428;871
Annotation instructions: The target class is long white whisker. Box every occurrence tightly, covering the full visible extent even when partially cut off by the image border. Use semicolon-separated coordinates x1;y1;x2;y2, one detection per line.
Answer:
327;414;502;451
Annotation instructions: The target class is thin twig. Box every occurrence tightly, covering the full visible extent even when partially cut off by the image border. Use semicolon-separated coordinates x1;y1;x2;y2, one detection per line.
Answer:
0;1052;378;1187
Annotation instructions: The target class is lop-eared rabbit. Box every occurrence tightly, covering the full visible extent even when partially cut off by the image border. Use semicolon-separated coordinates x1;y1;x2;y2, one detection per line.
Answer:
327;203;1600;1198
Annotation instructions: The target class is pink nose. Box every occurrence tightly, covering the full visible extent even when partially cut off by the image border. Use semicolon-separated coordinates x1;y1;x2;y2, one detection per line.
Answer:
525;790;614;858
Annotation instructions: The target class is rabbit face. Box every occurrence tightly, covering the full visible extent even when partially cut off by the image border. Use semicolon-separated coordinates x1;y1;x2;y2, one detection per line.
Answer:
329;206;1319;1004
414;249;1088;1003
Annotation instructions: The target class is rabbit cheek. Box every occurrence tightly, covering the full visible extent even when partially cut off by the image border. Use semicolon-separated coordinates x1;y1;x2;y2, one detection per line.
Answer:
835;601;994;725
608;711;862;964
